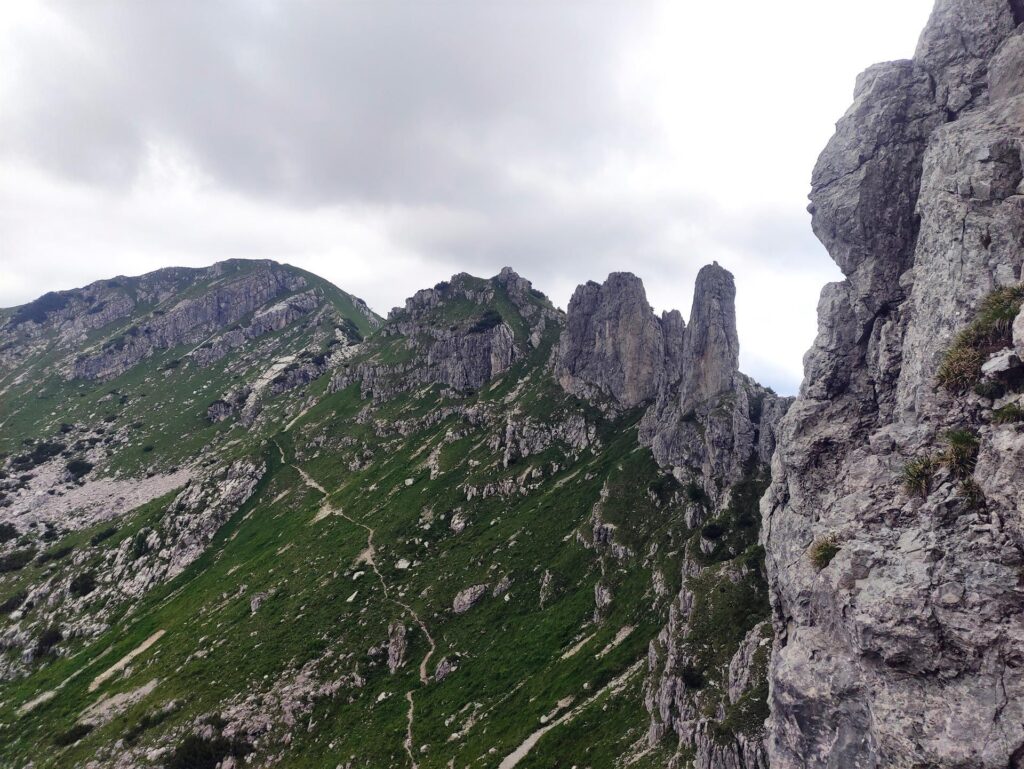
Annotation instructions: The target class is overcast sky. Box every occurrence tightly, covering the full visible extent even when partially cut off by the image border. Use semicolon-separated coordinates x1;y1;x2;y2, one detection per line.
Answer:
0;0;935;394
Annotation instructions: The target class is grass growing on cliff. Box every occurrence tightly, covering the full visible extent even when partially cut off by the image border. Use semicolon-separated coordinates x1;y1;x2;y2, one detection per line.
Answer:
937;285;1024;393
993;403;1024;424
902;455;938;499
809;536;840;571
940;429;980;478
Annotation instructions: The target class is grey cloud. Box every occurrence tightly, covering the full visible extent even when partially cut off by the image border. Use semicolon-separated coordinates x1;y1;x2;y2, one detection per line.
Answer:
0;0;861;395
6;1;655;206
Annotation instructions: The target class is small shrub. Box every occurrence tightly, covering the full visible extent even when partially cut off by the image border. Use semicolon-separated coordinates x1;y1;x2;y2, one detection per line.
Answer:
36;545;74;565
468;309;504;334
902;456;938;499
0;547;37;573
54;723;93;746
974;380;1006;400
809;535;840;571
701;522;725;540
131;532;152;560
35;625;63;656
0;522;17;544
681;665;706;689
649;473;681;505
90;526;118;546
937;285;1024;393
685;481;711;507
69;571;96;598
164;734;251;769
142;445;154;453
65;458;94;480
993;403;1024;424
941;429;980;479
0;590;28;614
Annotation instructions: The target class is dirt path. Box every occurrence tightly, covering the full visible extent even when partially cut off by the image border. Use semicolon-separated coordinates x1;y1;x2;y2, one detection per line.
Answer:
88;630;166;693
497;658;645;769
276;438;436;767
404;690;419;768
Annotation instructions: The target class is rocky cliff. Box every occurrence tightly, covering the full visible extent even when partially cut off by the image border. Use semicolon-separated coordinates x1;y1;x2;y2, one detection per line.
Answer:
763;2;1024;766
555;264;790;768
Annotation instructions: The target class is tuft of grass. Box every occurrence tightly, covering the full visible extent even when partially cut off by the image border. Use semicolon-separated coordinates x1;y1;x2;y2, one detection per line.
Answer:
993;403;1024;424
958;478;987;510
974;380;1006;400
937;285;1024;393
809;535;840;571
902;455;938;499
941;429;980;478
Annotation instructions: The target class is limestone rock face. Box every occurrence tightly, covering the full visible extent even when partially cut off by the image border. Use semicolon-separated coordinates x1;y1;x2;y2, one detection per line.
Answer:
554;273;668;409
808;61;944;325
452;584;487;614
386;622;407;674
333;269;558;401
764;2;1024;767
636;263;790;490
677;263;740;412
989;25;1024;103
914;0;1018;113
71;264;310;381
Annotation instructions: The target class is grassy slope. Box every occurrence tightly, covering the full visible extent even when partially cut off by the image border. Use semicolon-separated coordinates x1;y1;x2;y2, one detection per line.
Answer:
0;270;764;768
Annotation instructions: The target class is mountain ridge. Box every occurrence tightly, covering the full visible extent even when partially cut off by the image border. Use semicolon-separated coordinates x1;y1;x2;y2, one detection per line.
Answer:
0;254;783;768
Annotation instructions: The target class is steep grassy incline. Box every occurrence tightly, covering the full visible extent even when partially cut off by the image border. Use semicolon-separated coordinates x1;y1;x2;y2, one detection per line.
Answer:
0;266;773;769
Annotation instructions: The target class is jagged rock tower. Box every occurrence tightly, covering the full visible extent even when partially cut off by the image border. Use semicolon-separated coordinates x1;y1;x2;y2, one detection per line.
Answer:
763;1;1024;766
556;264;789;768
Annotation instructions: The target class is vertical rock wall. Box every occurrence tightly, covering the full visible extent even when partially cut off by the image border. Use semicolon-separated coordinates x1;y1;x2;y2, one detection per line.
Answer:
763;2;1024;766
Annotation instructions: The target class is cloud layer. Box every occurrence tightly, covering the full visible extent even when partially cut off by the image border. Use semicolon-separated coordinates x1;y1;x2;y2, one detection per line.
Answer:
0;0;935;393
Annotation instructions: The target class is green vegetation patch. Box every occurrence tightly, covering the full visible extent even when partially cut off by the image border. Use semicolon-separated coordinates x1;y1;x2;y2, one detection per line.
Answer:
809;535;841;571
902;455;938;499
937;285;1023;393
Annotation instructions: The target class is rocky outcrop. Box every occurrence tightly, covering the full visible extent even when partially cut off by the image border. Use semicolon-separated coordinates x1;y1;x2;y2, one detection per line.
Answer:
555;264;790;766
677;264;740;412
763;3;1024;767
554;273;669;408
71;264;308;381
386;622;407;674
331;269;558;400
186;289;322;369
452;584;488;614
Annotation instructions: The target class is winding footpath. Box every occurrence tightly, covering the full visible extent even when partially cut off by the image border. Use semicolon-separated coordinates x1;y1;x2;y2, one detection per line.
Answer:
273;438;435;768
